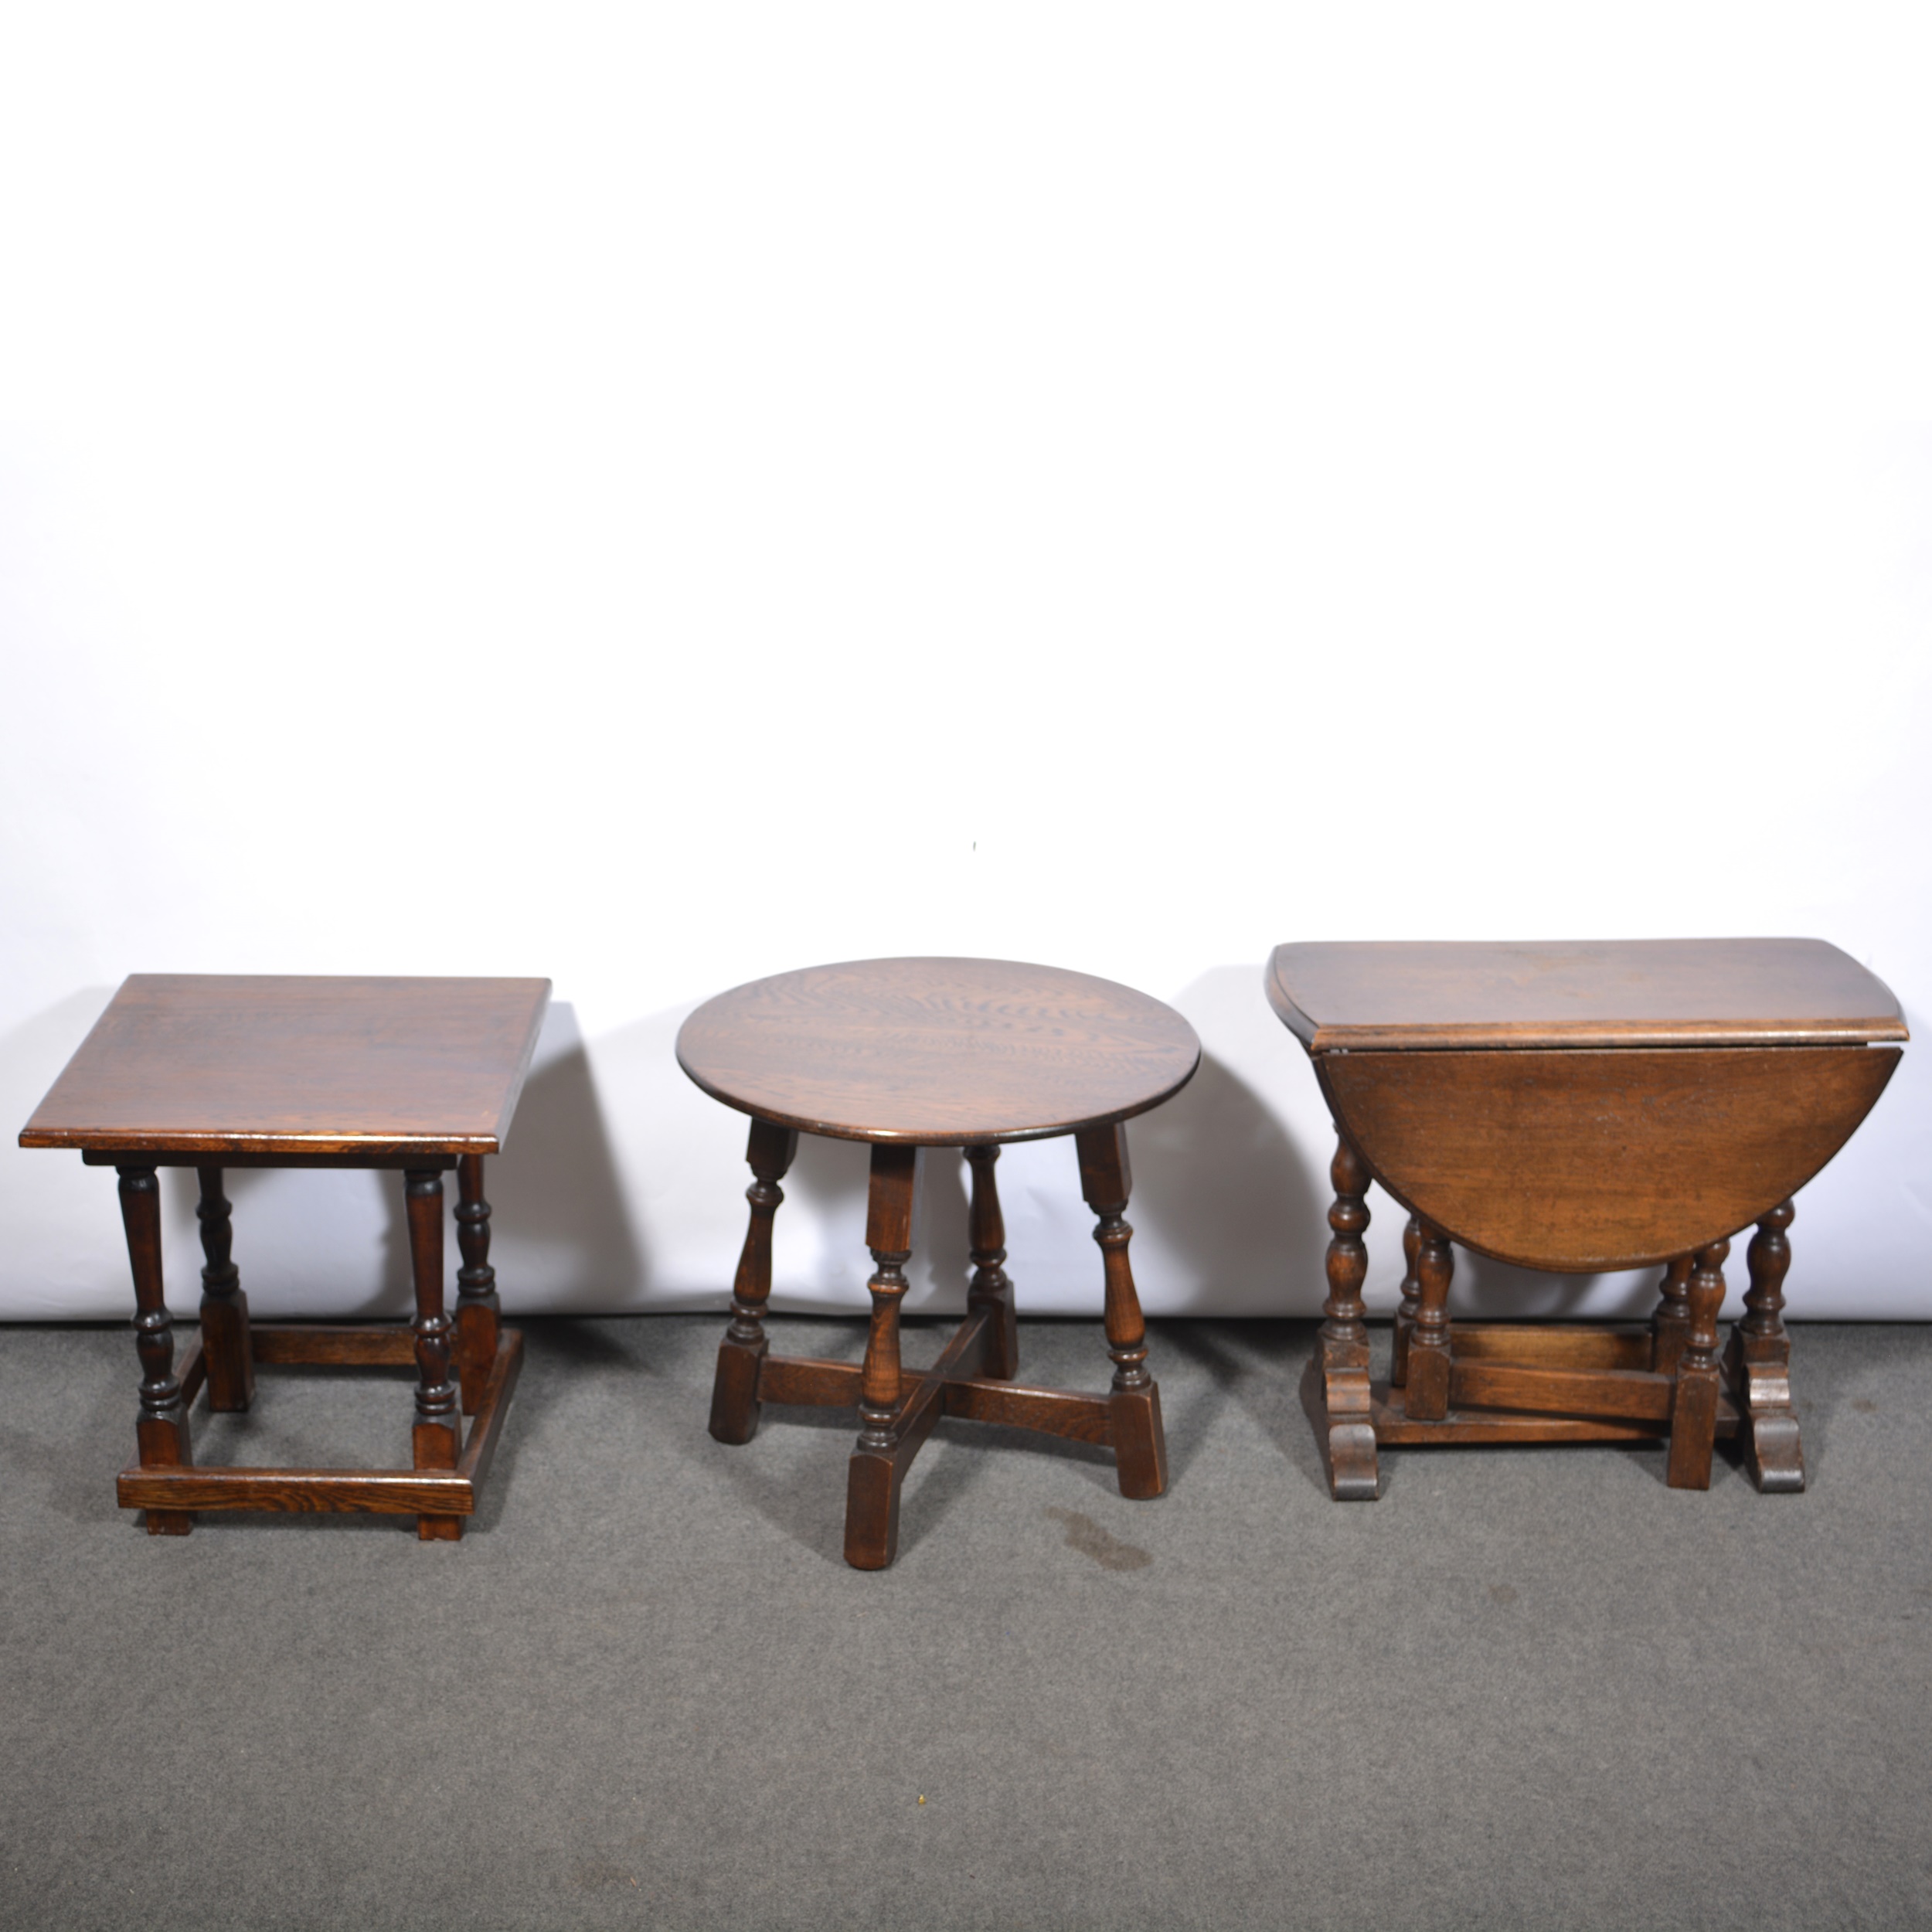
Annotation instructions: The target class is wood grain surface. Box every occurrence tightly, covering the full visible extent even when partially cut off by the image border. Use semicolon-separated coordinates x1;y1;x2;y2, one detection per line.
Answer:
19;975;551;1155
1318;1044;1901;1270
1269;938;1906;1052
676;957;1199;1143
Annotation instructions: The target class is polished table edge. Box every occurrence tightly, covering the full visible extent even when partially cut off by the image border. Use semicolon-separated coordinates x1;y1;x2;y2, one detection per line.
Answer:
671;1069;1200;1147
1264;943;1909;1053
20;975;553;1154
1301;1022;1910;1053
38;1142;498;1167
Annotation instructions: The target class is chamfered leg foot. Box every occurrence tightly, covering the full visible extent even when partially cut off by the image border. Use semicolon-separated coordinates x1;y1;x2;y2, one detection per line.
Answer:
1315;1131;1378;1500
709;1117;798;1446
1110;1382;1168;1500
1726;1199;1805;1493
843;1444;903;1570
709;1339;766;1447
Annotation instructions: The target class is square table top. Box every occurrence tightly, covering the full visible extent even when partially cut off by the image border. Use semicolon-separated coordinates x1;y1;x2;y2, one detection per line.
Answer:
1267;938;1906;1054
19;975;552;1158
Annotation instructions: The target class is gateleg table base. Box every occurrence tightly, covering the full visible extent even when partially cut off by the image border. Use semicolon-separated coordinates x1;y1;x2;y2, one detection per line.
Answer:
1309;1320;1767;1502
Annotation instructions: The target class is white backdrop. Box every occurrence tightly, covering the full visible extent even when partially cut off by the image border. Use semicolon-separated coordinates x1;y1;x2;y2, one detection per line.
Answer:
2;6;1928;1330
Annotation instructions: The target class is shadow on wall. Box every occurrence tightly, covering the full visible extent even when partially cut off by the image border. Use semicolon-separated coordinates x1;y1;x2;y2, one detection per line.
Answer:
1126;1047;1325;1318
763;1132;981;1315
1449;1249;1658;1320
469;1002;647;1312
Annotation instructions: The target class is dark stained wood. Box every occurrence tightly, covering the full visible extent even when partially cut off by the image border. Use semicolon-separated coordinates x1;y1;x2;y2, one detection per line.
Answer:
965;1145;1019;1380
1726;1199;1804;1492
119;1468;474;1515
677;956;1199;1145
1370;1385;1741;1445
1317;1046;1900;1272
757;1355;863;1407
1314;1132;1377;1499
114;1332;520;1519
1268;937;1906;1053
194;1166;253;1412
846;1143;922;1570
23;977;541;1536
1404;1220;1454;1422
1449;1324;1651;1369
1667;1240;1730;1489
940;1378;1116;1443
406;1168;462;1541
1448;1361;1676;1422
692;957;1192;1567
754;1352;1117;1444
1076;1121;1165;1500
1650;1256;1694;1375
453;1154;499;1416
83;1149;461;1169
709;1116;800;1445
117;1163;194;1535
251;1325;420;1366
1273;937;1905;1498
22;975;551;1156
1391;1213;1421;1387
859;1144;920;1427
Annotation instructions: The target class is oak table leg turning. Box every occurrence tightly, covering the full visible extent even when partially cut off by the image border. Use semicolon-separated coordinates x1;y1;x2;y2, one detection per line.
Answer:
21;975;551;1538
1267;940;1906;1499
680;956;1199;1570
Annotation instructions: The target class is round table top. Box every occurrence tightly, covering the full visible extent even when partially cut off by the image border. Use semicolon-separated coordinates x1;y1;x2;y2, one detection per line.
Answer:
676;957;1201;1145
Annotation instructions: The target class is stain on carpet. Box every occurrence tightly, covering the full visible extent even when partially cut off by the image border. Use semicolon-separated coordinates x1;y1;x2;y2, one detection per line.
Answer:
1045;1506;1152;1570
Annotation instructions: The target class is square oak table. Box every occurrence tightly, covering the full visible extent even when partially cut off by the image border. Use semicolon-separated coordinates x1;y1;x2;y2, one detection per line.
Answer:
677;956;1200;1570
1267;939;1906;1499
20;975;549;1539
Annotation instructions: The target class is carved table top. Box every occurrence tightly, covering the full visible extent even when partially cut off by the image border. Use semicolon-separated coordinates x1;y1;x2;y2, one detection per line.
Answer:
676;956;1200;1145
19;975;552;1158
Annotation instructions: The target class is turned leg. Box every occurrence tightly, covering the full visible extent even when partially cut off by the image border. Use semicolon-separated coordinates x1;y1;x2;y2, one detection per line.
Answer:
965;1145;1019;1380
709;1117;799;1445
453;1154;501;1415
1667;1237;1730;1490
117;1165;194;1535
1390;1213;1423;1387
196;1166;253;1413
1315;1133;1377;1499
1726;1200;1804;1492
406;1169;463;1541
1077;1122;1167;1502
1404;1220;1454;1422
1650;1256;1694;1376
845;1143;920;1570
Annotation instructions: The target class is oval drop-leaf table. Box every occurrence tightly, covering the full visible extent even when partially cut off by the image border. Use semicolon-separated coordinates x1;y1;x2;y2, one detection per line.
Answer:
678;956;1200;1569
1267;938;1906;1500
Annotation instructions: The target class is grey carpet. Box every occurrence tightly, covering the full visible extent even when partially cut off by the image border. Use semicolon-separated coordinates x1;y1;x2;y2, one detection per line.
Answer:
2;1315;1929;1930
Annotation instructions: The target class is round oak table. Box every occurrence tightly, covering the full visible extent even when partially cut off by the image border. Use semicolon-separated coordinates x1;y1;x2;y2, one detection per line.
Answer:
1267;938;1906;1500
677;956;1200;1569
